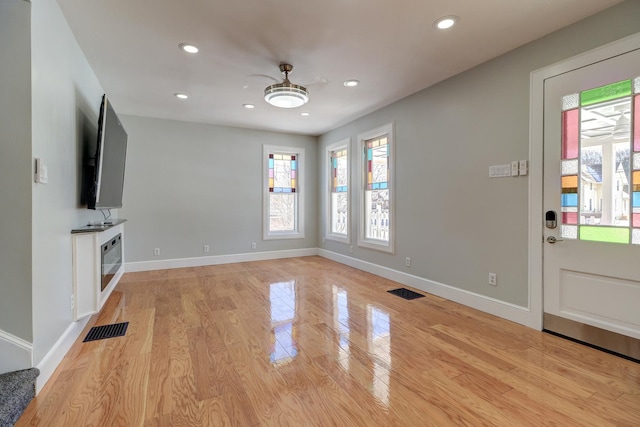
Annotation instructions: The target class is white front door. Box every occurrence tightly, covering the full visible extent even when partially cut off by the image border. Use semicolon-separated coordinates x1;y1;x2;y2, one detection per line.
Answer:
543;47;640;359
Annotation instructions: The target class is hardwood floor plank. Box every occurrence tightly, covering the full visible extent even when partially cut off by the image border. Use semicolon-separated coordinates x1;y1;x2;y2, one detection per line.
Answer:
145;311;172;420
17;257;640;426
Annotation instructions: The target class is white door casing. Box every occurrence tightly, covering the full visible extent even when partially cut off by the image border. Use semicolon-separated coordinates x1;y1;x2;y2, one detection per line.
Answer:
529;32;640;332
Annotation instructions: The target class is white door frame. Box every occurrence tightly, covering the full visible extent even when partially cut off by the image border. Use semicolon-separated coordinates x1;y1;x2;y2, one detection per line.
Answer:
528;32;640;331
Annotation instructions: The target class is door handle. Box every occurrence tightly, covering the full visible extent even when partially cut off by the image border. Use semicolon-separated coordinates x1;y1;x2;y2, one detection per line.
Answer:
546;236;564;244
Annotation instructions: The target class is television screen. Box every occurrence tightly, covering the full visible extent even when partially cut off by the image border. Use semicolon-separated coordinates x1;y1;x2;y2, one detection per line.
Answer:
89;95;127;210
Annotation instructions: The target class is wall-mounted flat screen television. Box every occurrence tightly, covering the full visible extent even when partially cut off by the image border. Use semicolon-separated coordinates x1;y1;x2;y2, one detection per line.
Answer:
89;95;127;210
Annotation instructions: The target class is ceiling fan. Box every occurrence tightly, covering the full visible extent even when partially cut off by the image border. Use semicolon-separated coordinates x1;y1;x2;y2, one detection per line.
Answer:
263;63;309;109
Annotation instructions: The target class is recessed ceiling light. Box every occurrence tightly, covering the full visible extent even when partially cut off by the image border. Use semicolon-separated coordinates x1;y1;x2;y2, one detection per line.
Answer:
301;112;310;116
343;80;359;87
174;93;188;99
434;16;458;30
243;104;255;109
179;43;199;53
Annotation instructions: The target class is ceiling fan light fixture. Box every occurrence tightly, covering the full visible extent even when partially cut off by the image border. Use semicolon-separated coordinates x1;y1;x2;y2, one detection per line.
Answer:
264;64;309;108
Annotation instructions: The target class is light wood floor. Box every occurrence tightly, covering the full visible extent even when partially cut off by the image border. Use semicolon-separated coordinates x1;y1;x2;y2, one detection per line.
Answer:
18;257;640;426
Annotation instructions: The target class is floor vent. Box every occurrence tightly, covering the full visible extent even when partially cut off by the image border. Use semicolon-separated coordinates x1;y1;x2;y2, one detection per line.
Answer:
83;322;129;342
387;288;425;300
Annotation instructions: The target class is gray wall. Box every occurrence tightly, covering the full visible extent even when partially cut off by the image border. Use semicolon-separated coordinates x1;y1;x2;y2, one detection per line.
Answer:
119;116;318;262
0;0;32;342
31;0;106;364
319;0;640;307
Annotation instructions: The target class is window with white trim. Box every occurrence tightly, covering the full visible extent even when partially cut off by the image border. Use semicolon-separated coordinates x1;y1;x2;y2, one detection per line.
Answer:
358;123;394;253
263;145;305;239
326;139;350;243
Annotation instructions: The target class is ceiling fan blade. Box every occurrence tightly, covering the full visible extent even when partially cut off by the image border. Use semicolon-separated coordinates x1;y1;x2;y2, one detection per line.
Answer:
246;74;279;83
302;76;329;88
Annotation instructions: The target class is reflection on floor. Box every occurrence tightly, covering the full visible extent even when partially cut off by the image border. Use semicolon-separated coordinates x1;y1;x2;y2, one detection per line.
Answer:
18;256;640;426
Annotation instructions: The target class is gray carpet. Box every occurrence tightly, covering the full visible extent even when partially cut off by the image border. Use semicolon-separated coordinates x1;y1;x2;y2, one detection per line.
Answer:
0;368;39;426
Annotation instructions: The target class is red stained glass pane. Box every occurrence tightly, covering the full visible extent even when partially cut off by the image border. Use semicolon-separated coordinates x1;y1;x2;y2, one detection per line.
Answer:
634;213;640;228
563;212;578;225
562;109;579;160
635;95;640;152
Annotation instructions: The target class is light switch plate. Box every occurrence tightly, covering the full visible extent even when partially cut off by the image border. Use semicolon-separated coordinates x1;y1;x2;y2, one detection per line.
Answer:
519;160;528;176
511;161;519;176
489;164;511;178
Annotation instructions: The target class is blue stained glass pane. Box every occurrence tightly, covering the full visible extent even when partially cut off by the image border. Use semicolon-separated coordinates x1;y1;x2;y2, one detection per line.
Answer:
339;186;348;192
268;159;274;168
373;183;380;189
274;187;283;193
332;158;337;168
633;192;640;207
367;149;372;161
561;194;578;207
380;182;388;189
291;160;297;170
283;188;292;193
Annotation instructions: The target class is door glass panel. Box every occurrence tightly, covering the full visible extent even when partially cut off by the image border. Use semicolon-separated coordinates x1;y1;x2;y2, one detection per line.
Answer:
560;78;640;244
579;226;629;244
580;80;631;106
635;95;640;151
562;159;579;175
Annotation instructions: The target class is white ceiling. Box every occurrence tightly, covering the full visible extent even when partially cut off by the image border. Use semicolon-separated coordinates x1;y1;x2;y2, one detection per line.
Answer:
57;0;622;136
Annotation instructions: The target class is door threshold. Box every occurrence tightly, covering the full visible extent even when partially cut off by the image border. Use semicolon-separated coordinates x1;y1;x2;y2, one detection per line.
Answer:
543;313;639;363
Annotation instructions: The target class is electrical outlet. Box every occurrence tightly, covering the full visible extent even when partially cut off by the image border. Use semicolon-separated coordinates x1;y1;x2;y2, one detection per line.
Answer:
203;245;209;253
154;248;160;256
405;257;411;267
251;242;256;250
488;272;497;286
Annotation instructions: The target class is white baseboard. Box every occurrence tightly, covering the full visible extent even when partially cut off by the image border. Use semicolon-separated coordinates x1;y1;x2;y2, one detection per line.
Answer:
35;316;90;393
125;248;319;272
0;329;33;374
318;249;537;329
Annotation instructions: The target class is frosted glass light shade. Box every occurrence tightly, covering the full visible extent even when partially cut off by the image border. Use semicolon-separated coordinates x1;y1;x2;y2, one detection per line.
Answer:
264;83;309;108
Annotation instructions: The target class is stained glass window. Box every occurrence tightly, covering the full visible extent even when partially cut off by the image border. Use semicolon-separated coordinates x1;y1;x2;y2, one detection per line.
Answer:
365;136;390;241
268;153;296;193
560;77;639;244
329;145;349;238
366;137;389;190
358;123;394;253
264;146;304;239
